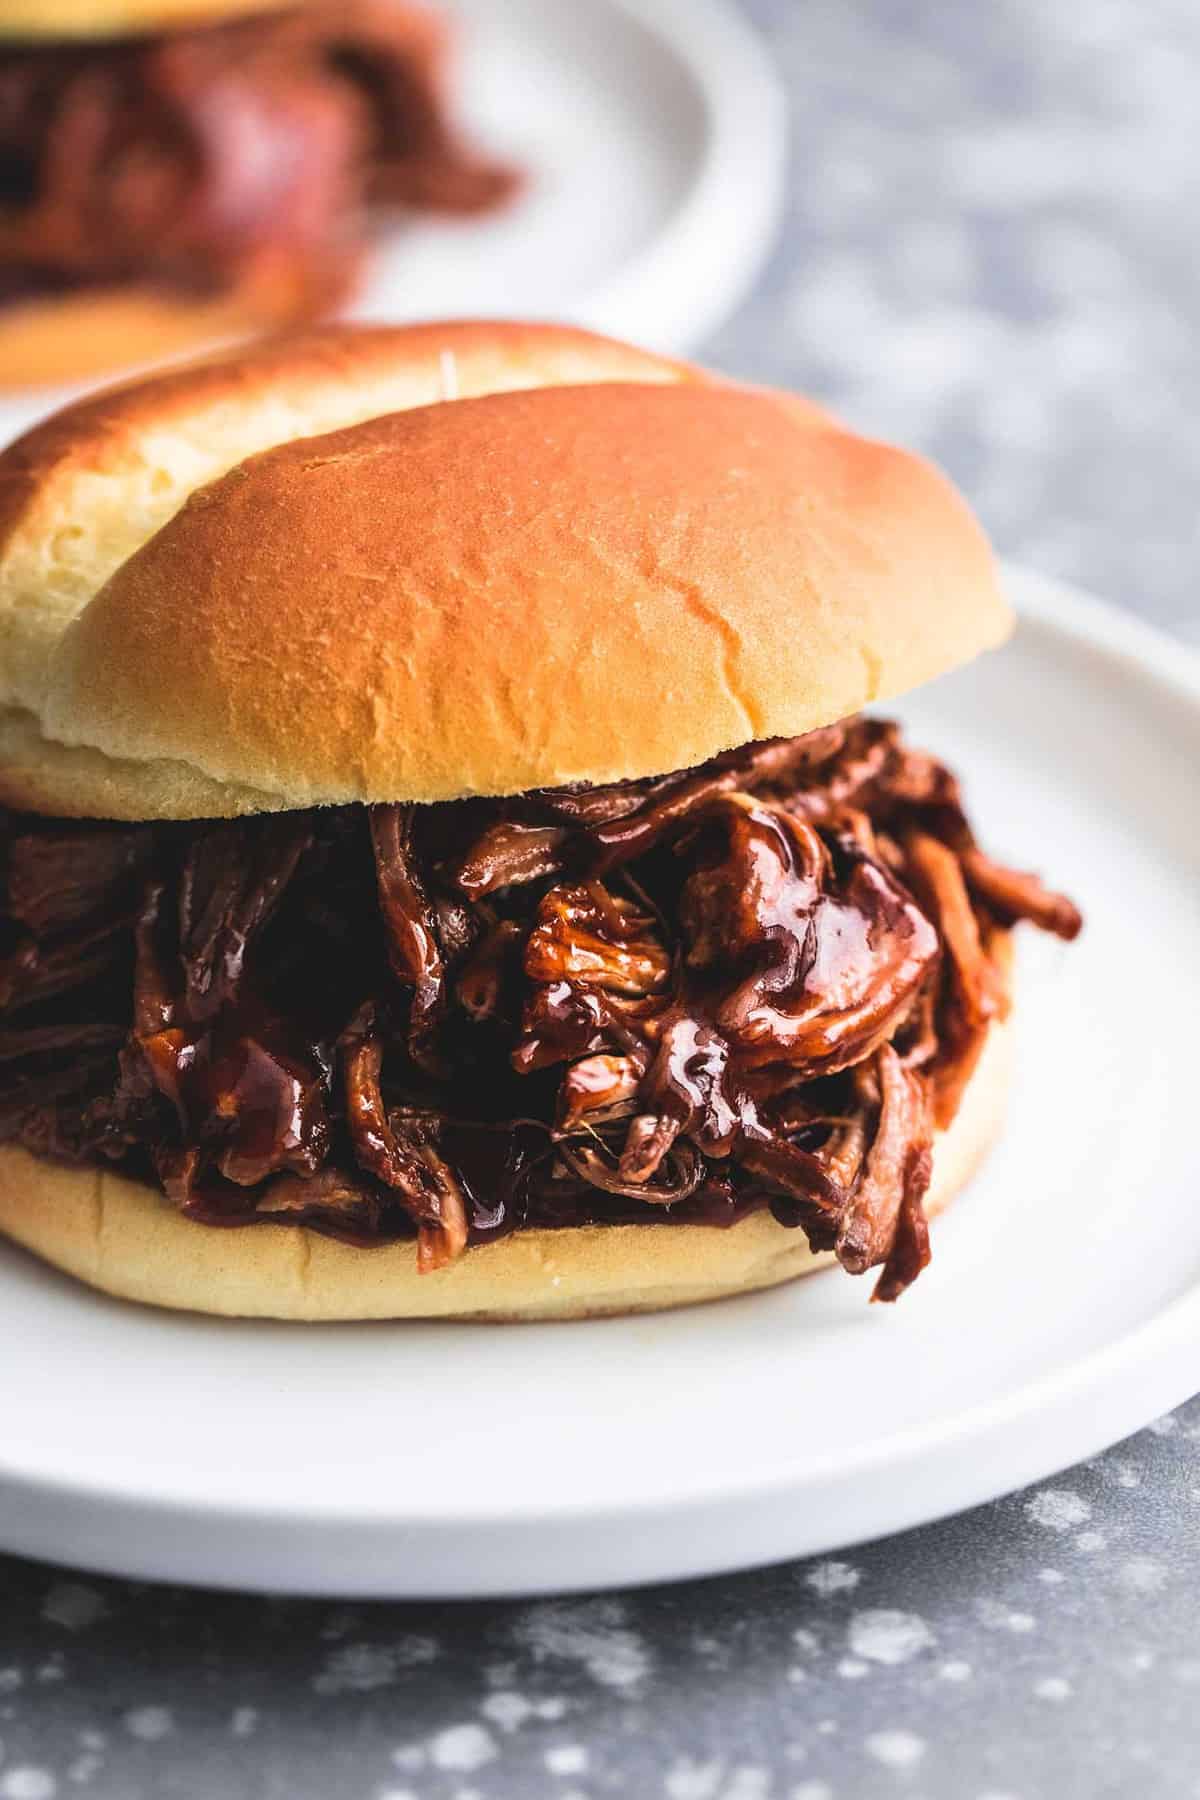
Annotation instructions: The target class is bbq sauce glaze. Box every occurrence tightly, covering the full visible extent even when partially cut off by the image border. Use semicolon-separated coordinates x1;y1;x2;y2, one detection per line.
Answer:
0;718;1080;1299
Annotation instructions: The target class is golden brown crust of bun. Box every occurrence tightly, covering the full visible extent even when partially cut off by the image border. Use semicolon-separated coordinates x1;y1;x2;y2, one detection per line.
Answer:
0;320;695;814
41;377;1009;813
0;0;295;41
0;1005;1013;1320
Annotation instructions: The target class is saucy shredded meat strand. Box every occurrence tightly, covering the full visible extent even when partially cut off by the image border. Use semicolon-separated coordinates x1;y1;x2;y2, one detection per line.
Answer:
0;717;1079;1300
370;804;447;1072
340;1002;467;1267
836;1044;934;1298
960;848;1082;940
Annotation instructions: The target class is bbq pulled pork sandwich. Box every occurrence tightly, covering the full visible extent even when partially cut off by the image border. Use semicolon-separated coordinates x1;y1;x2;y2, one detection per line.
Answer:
0;0;514;384
0;320;1080;1319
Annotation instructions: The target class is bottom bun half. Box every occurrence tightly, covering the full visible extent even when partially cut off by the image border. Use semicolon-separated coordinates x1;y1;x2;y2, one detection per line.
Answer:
0;1012;1013;1323
0;281;311;390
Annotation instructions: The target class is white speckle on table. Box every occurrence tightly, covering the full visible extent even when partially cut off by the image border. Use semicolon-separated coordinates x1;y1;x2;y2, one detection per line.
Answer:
1119;1558;1168;1593
480;1693;533;1732
377;1790;418;1800
1025;1490;1092;1531
864;1730;926;1769
1174;1660;1200;1685
229;1707;258;1739
0;1674;21;1696
513;1600;650;1689
0;1773;58;1800
723;1771;770;1800
805;1561;862;1597
1038;1569;1065;1585
313;1638;437;1695
1075;1531;1107;1554
837;1659;869;1679
318;1608;360;1642
787;257;883;361
66;1752;103;1784
975;1600;1036;1634
792;1629;821;1656
545;1745;588;1776
786;1668;809;1685
480;1691;567;1731
1127;1649;1156;1674
791;1785;833;1800
1101;1459;1143;1489
1034;1677;1072;1701
40;1585;106;1633
429;1725;497;1773
35;1658;65;1685
123;1708;173;1743
892;215;977;294
390;1747;426;1772
663;1757;724;1800
939;1660;972;1682
816;1721;837;1737
848;1610;935;1665
315;1646;398;1695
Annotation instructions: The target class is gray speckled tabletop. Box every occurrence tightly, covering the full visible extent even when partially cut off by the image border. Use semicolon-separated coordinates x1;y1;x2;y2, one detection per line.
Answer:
4;3;1200;1796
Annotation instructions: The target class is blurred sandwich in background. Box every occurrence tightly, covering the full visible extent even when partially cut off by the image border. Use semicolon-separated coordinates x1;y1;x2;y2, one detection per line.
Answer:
0;0;517;385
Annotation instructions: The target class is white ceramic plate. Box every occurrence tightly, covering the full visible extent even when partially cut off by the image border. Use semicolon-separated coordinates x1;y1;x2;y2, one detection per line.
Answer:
353;0;786;351
2;565;1199;1597
0;0;785;445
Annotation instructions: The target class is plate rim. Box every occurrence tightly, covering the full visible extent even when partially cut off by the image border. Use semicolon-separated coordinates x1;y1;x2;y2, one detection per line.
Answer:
555;0;789;351
2;563;1199;1593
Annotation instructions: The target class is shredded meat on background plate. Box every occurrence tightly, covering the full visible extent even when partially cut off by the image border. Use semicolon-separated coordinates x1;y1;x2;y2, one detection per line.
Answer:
0;718;1080;1299
0;1;516;315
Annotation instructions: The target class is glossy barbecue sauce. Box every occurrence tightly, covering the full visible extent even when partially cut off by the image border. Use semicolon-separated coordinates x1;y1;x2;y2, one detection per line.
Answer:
0;720;1081;1298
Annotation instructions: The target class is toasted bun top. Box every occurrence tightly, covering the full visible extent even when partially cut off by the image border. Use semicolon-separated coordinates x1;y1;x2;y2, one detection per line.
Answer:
0;320;693;816
0;0;295;40
1;319;1009;819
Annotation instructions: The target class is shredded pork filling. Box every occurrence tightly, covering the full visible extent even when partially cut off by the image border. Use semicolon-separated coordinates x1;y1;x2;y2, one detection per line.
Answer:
0;1;515;314
0;718;1080;1299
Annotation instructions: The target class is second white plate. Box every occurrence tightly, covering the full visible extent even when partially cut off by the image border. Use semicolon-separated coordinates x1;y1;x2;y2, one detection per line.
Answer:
0;0;786;445
0;567;1198;1596
353;0;787;353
